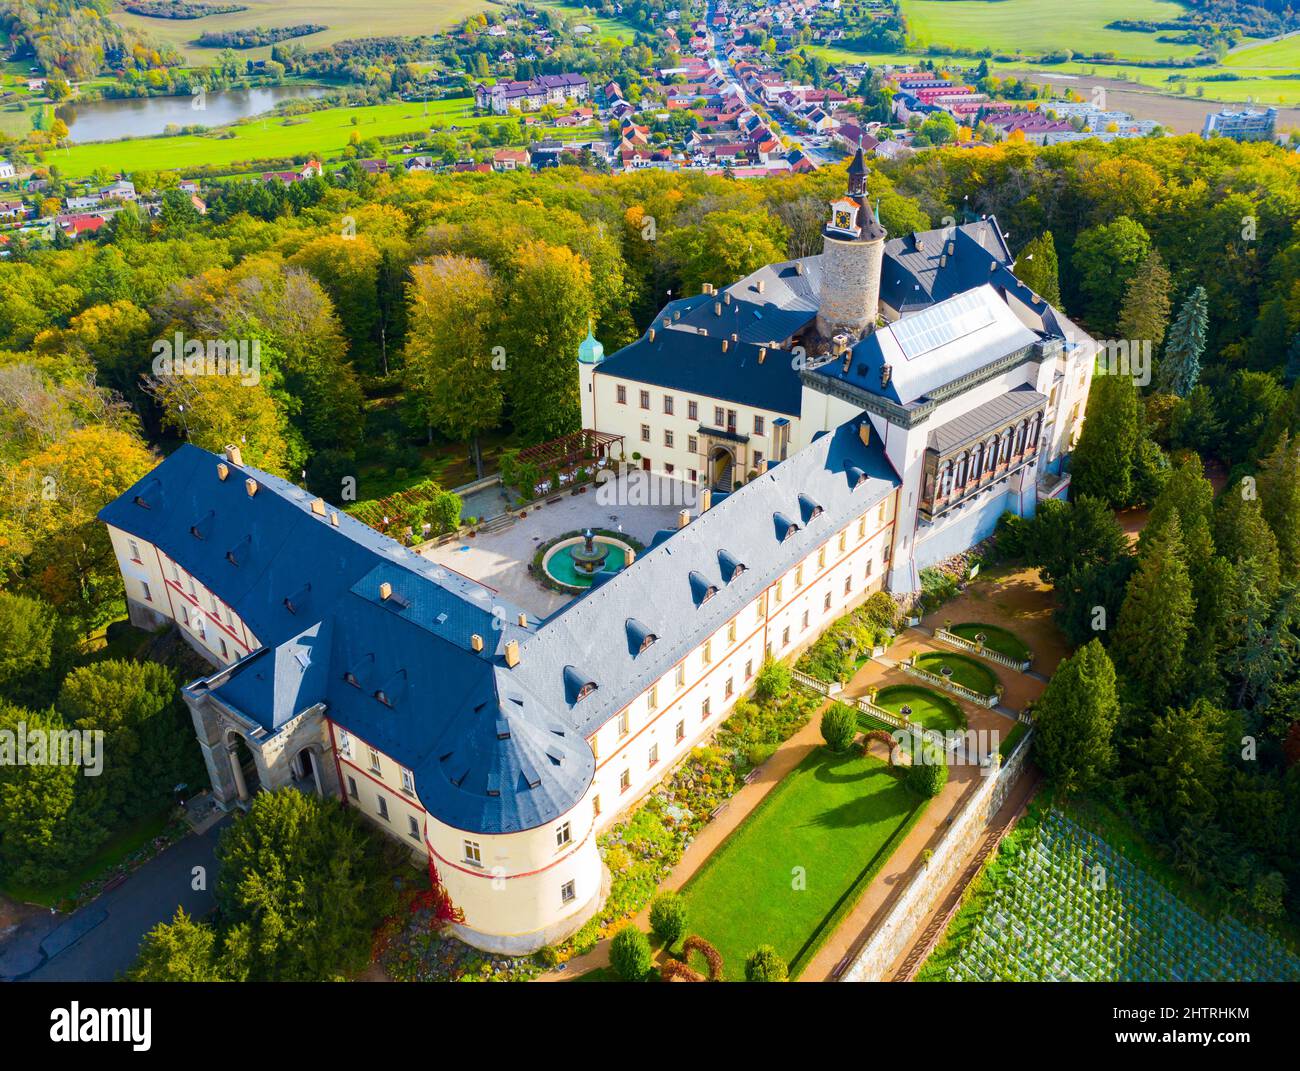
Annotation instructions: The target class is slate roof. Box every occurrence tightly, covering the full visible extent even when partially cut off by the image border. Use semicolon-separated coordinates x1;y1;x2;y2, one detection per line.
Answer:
927;384;1047;454
812;284;1041;407
100;417;898;835
880;217;1013;313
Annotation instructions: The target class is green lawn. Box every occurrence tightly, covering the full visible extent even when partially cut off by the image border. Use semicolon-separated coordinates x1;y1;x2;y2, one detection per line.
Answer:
1224;33;1300;73
901;0;1201;62
678;747;928;979
112;0;491;64
0;807;173;908
949;622;1032;663
872;684;967;732
914;651;1000;697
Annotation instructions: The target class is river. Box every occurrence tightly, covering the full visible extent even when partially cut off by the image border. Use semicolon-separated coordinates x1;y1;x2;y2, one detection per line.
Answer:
56;85;330;144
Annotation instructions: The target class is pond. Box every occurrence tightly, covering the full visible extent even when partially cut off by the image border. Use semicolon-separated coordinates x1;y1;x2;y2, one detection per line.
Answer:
55;85;329;144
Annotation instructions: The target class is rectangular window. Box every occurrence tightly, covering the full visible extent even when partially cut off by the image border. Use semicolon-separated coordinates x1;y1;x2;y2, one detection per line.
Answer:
675;720;685;743
639;389;650;409
744;659;753;680
878;502;887;523
376;795;389;821
702;640;712;666
648;743;659;768
617;384;627;404
727;619;736;644
408;816;420;840
664;429;674;448
845;575;852;596
593;795;601;817
220;638;229;660
464;840;482;865
561;880;576;905
882;541;892;563
618;711;629;738
648;684;658;710
687;435;698;454
663;395;674;415
665;463;674;476
128;539;141;561
754;415;765;435
180;604;190;627
675;663;685;688
795;565;804;588
688;468;697;483
782;626;790;647
757;593;767;618
368;747;382;773
714;406;724;426
702;696;711;720
824;592;832;612
556;821;572;848
641;424;650;442
753;450;764;467
724;677;734;699
620;768;631;793
865;559;874;578
802;610;810;631
817;548;826;570
774;581;783;604
688;400;698;421
347;776;358;800
141;580;152;602
858;516;866;539
838;532;847;553
338;729;352;758
400;767;415;794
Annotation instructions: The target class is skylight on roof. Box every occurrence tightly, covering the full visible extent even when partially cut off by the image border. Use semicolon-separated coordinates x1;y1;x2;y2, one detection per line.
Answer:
892;290;997;361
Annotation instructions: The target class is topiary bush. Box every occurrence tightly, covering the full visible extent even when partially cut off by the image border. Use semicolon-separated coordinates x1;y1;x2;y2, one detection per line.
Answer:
905;752;949;798
745;944;788;981
648;890;688;946
610;924;653;981
820;702;857;752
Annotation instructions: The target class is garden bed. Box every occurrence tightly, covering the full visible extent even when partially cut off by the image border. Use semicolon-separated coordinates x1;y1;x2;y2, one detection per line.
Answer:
913;651;1000;697
949;622;1032;663
872;684;967;732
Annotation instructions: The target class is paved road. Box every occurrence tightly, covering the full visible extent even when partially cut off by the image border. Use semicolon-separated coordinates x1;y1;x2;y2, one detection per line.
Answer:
3;821;226;982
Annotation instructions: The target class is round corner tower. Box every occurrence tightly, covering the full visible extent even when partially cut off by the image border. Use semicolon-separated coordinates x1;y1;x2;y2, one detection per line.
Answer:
815;146;887;344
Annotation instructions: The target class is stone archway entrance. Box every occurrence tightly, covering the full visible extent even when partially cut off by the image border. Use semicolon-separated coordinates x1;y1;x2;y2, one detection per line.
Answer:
708;445;735;493
226;731;260;802
292;746;323;796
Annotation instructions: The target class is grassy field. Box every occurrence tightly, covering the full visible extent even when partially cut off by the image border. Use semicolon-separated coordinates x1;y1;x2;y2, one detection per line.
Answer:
914;651;1000;696
678;746;927;979
872;684;967;731
1224;32;1300;72
901;0;1201;62
39;96;485;177
949;622;1031;662
533;0;639;42
113;0;490;64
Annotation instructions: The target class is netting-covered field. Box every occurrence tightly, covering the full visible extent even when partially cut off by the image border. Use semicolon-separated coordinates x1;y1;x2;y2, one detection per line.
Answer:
946;810;1300;982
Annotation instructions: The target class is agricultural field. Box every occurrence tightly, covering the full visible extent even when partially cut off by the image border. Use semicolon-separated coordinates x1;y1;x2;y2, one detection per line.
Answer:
1223;31;1300;74
900;0;1202;62
920;806;1300;982
532;0;639;42
35;96;570;178
112;0;491;64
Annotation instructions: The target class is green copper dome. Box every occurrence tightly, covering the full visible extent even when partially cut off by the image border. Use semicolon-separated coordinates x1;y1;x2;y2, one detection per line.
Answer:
577;326;605;364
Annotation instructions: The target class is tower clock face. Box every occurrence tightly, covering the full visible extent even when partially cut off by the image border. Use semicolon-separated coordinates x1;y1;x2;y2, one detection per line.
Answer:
834;208;853;230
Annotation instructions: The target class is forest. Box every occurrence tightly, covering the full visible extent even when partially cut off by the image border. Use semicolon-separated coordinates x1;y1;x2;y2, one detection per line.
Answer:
1;132;1300;923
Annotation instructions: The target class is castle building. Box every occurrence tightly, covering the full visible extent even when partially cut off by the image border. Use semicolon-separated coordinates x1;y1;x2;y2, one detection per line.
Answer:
99;149;1093;953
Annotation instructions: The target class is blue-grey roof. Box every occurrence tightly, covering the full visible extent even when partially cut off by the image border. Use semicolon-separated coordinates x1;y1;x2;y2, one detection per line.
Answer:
879;218;1013;313
99;420;899;835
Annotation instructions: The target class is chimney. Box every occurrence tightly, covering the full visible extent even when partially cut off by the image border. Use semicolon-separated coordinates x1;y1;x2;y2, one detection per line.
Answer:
723;291;731;305
517;612;528;627
648;327;656;342
758;347;766;364
504;639;520;668
678;508;690;529
794;262;803;275
224;444;243;467
379;581;393;601
714;302;722;316
329;511;340;527
756;279;766;294
859;421;872;447
700;488;713;512
216;462;229;481
470;633;484;652
881;364;893;389
757;458;768;475
244;478;258;498
310;498;326;517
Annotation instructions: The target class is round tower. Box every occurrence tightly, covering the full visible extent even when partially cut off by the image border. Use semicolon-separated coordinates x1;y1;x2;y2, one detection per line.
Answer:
577;322;605;430
815;146;887;344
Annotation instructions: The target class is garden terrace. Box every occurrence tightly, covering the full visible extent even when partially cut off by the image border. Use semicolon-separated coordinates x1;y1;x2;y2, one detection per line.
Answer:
912;651;1000;697
948;622;1031;664
870;684;967;733
678;746;929;979
504;428;625;498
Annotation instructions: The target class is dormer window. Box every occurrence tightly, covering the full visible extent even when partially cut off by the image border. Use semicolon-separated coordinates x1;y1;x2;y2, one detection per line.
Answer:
343;672;360;688
375;690;391;708
133;495;151;510
639;633;656;653
577;682;597;701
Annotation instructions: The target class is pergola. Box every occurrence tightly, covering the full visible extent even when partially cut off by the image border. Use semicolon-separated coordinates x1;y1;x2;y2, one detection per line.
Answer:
516;429;624;474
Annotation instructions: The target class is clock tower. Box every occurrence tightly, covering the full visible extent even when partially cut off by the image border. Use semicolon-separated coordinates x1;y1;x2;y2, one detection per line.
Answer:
815;146;887;345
